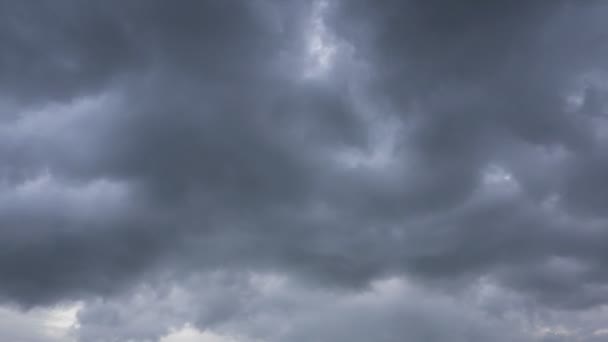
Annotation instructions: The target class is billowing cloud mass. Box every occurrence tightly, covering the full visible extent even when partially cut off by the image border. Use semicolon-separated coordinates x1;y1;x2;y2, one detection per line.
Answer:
2;0;608;341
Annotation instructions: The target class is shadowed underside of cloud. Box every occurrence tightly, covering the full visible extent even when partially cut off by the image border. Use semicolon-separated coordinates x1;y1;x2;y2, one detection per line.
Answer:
2;0;608;341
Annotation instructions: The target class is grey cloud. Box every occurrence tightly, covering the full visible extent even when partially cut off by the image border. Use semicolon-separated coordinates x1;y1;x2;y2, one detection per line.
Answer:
327;0;608;303
74;272;530;342
3;0;608;341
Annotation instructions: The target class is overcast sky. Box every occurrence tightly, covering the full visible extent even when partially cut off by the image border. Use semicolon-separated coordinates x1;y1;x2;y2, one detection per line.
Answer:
2;1;608;341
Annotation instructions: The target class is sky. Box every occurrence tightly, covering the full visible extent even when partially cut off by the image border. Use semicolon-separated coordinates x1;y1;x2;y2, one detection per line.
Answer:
2;0;608;341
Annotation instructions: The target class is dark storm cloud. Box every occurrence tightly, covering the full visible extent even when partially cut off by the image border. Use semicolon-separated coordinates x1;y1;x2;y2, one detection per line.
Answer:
0;0;306;105
328;0;608;303
0;0;373;307
3;0;608;341
0;0;320;305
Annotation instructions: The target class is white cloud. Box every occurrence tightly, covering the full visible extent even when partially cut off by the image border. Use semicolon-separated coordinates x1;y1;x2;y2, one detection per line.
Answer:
0;303;80;342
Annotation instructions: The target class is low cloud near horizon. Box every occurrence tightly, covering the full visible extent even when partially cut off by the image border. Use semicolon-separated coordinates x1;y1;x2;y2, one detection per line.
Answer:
3;1;608;341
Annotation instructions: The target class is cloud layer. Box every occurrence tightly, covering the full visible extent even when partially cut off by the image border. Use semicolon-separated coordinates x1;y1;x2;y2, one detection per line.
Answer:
2;0;608;341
